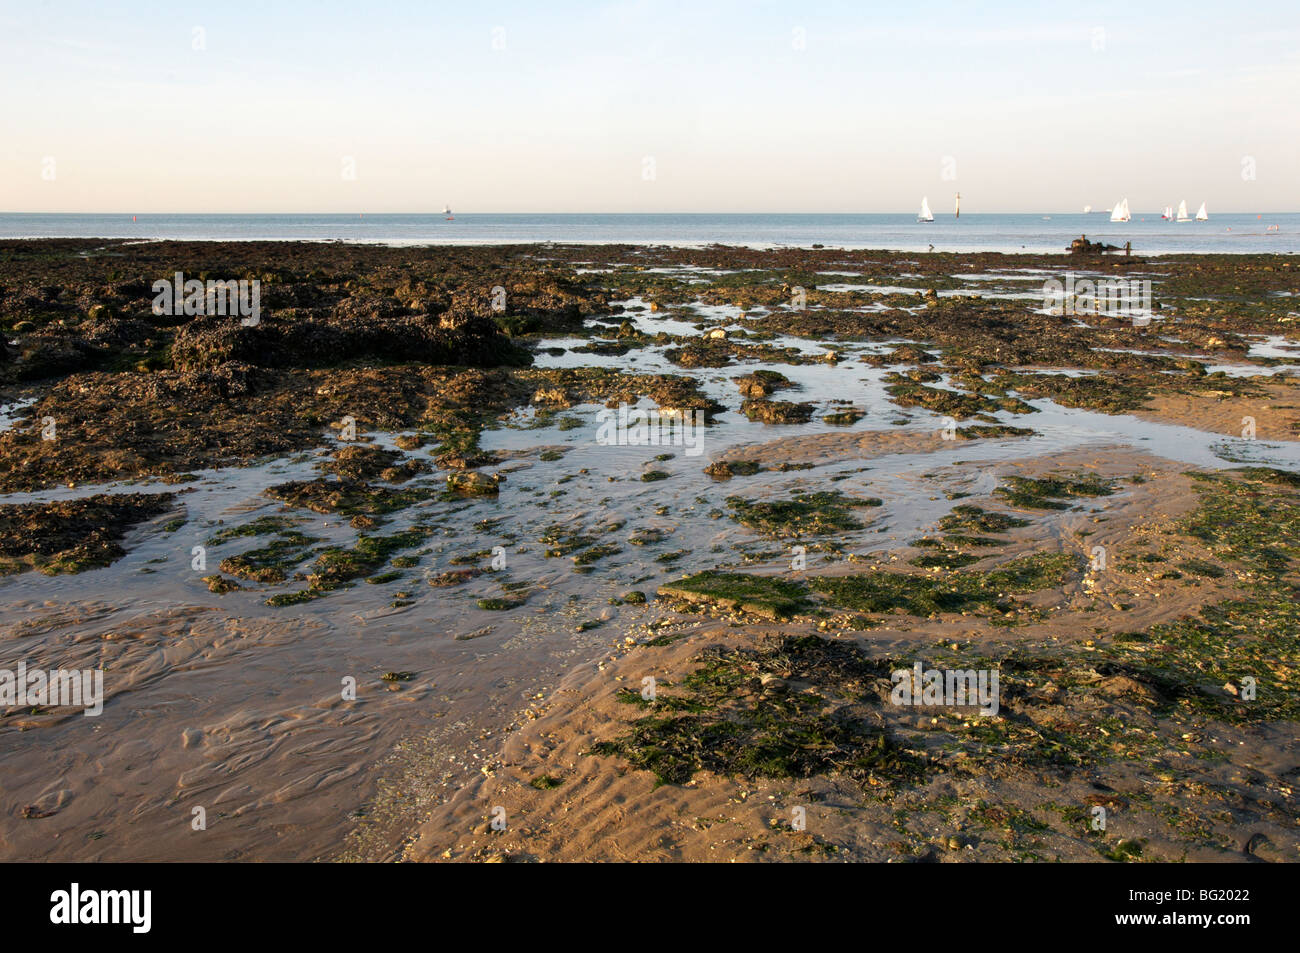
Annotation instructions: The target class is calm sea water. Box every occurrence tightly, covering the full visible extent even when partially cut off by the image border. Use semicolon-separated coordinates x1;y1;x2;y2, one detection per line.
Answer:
1;212;1296;255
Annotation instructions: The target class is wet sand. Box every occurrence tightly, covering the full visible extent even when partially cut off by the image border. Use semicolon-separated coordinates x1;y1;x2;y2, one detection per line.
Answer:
403;450;1300;862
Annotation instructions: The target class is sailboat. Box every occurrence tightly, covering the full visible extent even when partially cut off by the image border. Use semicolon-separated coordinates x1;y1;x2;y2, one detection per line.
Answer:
1162;206;1174;220
1083;205;1092;214
1175;200;1190;223
1195;202;1208;222
954;193;960;219
443;204;454;221
917;197;934;223
1110;198;1131;223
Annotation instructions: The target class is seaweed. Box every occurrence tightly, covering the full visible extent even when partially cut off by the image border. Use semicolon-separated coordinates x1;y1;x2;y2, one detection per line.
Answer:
726;491;882;538
591;636;922;788
658;571;811;620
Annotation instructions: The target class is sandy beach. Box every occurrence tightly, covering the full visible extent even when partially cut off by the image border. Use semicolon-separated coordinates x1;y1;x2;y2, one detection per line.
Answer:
1;239;1297;862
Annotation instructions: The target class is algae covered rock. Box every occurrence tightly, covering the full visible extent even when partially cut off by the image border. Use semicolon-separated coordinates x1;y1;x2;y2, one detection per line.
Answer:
740;398;815;424
658;571;810;621
447;470;501;496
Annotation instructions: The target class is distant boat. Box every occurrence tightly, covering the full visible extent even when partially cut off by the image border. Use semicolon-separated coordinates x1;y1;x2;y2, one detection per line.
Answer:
1083;205;1092;214
1195;201;1208;222
954;193;960;219
1110;198;1131;223
1162;206;1174;220
918;197;934;223
443;204;454;221
1176;200;1191;223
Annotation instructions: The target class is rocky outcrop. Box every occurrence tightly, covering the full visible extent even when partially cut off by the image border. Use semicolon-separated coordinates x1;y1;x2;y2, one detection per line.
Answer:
740;398;815;424
1068;234;1119;255
170;312;531;372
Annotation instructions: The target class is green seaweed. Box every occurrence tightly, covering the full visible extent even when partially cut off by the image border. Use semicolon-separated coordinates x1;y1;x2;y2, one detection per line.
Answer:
994;474;1115;510
726;491;882;538
658;571;811;620
591;636;922;788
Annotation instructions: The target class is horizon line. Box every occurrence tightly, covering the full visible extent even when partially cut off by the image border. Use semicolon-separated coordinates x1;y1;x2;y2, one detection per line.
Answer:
2;209;1296;217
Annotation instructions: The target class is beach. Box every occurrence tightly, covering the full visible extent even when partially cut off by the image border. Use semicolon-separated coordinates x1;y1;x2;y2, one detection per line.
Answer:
1;238;1298;862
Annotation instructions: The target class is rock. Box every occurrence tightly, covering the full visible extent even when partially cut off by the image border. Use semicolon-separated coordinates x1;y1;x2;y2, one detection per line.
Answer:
740;398;815;424
1245;833;1288;863
326;444;402;481
0;493;177;576
734;369;792;398
1096;674;1161;706
429;567;483;587
888;344;939;364
532;386;570;407
1068;234;1120;255
446;470;500;496
202;574;241;594
171;311;530;373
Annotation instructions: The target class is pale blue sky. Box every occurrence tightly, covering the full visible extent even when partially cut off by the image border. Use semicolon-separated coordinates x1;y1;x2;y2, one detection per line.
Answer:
2;1;1297;212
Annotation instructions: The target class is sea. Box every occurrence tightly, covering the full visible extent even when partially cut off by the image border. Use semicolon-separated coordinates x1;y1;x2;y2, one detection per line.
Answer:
0;212;1296;256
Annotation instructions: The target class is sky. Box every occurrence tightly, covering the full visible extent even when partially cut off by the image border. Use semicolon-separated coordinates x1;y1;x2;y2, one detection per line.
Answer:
2;0;1298;213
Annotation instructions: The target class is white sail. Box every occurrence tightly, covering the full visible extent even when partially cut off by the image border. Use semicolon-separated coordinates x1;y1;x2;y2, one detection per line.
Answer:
954;193;960;218
1195;201;1208;221
918;197;933;222
1109;198;1130;223
1176;200;1190;222
1163;206;1174;219
1083;205;1092;214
